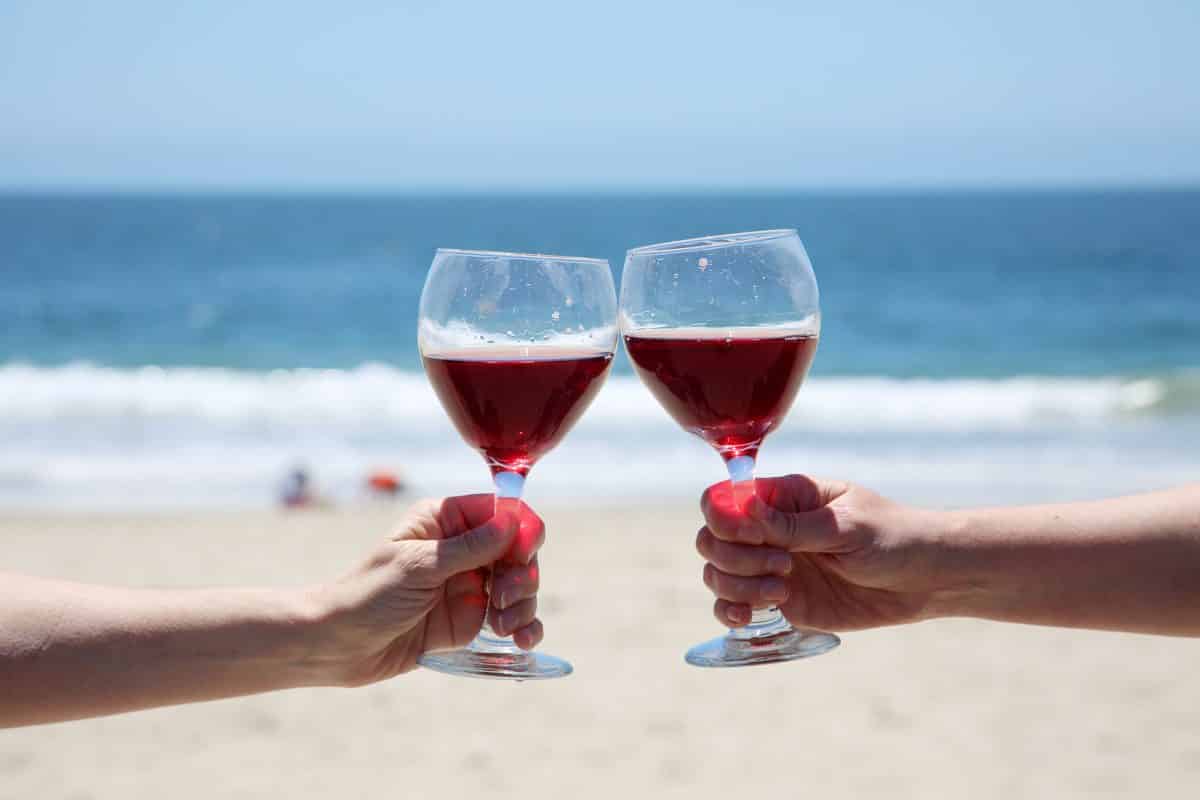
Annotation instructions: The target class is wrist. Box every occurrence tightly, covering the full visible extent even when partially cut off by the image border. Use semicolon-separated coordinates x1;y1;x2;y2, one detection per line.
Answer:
270;586;350;688
917;508;995;621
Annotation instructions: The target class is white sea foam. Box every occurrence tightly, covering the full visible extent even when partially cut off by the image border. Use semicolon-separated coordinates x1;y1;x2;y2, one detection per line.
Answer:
0;362;1187;430
1;362;1196;509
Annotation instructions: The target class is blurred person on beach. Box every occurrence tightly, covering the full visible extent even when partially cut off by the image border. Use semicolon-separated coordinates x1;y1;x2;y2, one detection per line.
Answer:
279;465;327;509
696;476;1200;637
0;494;544;728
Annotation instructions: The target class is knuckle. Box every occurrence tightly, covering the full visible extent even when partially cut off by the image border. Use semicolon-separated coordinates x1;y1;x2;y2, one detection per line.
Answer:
757;546;779;568
397;542;439;579
407;497;442;523
460;528;488;558
785;514;805;545
714;573;731;595
716;543;747;573
393;497;442;541
412;496;441;512
710;519;738;542
831;502;866;539
738;547;763;573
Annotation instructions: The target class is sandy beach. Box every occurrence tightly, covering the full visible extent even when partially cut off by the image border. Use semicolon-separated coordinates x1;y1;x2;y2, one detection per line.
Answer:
3;501;1199;799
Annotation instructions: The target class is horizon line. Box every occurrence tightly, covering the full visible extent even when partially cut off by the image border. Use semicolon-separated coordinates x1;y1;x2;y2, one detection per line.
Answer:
2;180;1200;197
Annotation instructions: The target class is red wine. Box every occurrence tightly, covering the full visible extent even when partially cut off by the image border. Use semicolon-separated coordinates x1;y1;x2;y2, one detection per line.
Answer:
624;331;818;461
424;348;613;475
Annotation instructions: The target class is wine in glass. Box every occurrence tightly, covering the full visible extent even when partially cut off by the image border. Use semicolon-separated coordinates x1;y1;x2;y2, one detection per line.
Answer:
620;229;840;668
418;248;617;680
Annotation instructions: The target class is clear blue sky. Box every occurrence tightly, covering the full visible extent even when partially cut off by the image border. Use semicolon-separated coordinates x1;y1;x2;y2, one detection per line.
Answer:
2;1;1197;189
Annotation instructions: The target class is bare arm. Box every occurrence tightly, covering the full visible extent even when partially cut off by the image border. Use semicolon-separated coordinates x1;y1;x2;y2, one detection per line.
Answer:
933;485;1200;635
0;495;544;728
697;477;1200;637
0;576;320;727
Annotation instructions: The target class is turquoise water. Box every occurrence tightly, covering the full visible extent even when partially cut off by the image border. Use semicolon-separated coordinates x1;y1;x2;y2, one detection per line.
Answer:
1;190;1198;508
3;190;1198;375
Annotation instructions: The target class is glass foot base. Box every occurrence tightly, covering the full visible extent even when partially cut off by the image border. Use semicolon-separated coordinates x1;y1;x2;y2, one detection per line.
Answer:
685;628;840;668
418;646;573;681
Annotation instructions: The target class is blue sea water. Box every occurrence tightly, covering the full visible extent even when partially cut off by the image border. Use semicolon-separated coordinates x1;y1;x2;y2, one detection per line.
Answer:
1;190;1198;509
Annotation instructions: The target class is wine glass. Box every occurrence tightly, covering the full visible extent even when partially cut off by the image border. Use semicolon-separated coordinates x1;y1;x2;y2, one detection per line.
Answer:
620;229;840;668
417;248;617;680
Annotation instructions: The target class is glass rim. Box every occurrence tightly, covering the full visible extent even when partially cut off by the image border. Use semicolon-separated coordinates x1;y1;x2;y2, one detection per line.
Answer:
626;229;798;256
436;247;609;266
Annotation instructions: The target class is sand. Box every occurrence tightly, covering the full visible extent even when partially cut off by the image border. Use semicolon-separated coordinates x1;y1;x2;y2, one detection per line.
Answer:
3;501;1200;799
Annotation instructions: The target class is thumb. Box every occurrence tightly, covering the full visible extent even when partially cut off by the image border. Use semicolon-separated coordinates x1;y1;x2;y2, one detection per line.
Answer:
427;511;518;578
746;481;842;553
754;474;846;514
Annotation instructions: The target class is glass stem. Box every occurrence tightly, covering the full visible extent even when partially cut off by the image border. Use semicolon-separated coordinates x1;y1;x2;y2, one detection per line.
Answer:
475;470;526;648
725;454;757;511
724;455;791;639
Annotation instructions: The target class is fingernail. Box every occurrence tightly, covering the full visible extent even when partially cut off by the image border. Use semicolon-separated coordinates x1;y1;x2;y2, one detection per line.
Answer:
768;552;793;575
764;577;789;603
496;591;510;610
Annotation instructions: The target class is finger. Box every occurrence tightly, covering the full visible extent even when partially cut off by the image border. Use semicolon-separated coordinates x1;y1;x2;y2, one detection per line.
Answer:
505;508;545;566
695;527;792;576
512;618;544;651
444;567;486;601
434;493;504;536
714;599;753;628
745;499;842;553
756;474;849;513
399;496;547;557
702;478;846;552
435;569;488;650
491;556;540;609
700;482;762;544
428;515;518;578
703;563;790;607
489;597;537;637
394;494;497;543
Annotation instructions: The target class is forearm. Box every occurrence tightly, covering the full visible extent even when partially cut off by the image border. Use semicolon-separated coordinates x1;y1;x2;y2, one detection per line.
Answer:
0;574;330;727
929;485;1200;635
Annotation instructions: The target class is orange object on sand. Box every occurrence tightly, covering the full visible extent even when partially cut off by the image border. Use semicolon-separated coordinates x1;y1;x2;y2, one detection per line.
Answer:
368;471;402;493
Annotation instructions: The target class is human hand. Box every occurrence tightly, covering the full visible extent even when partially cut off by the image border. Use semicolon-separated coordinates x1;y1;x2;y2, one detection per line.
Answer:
697;475;949;633
308;494;544;686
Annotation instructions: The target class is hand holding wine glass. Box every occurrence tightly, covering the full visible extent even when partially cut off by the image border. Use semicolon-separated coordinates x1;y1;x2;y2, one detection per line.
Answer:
417;248;617;680
699;476;1200;638
311;494;548;685
696;476;940;633
620;229;840;667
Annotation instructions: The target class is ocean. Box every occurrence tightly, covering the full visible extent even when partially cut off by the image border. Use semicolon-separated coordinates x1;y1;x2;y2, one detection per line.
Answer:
2;190;1198;509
